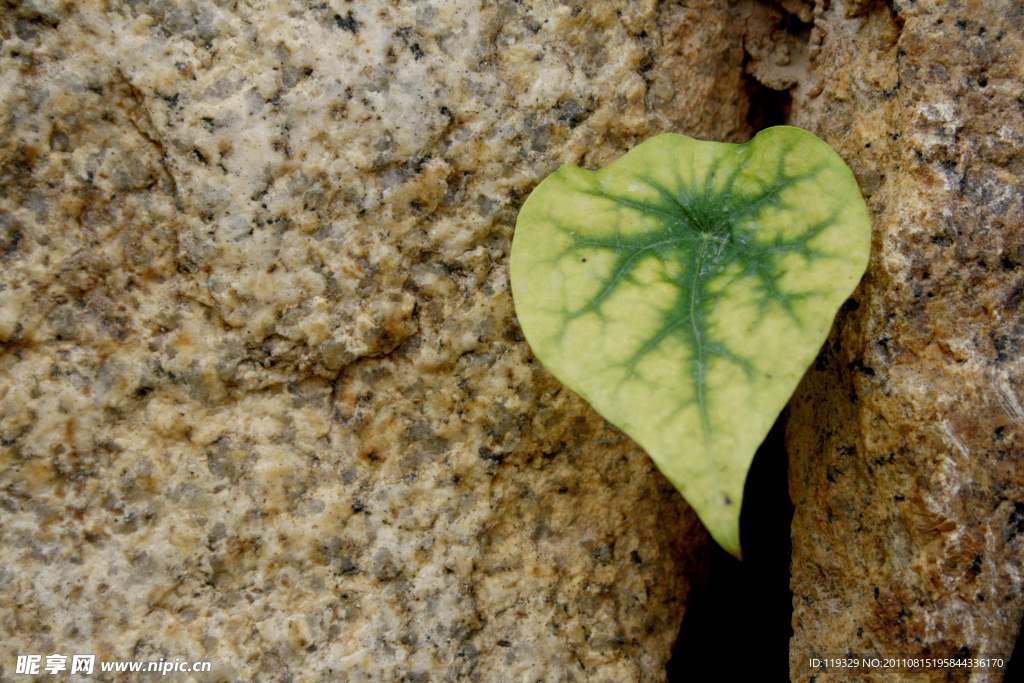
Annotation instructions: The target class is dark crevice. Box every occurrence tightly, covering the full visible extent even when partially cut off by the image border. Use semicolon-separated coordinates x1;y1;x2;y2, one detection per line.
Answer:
1006;621;1024;679
667;412;794;682
745;73;793;132
738;0;811;132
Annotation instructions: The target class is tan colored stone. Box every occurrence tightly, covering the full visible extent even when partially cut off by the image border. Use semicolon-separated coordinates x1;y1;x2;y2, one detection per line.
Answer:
0;1;765;680
787;0;1024;680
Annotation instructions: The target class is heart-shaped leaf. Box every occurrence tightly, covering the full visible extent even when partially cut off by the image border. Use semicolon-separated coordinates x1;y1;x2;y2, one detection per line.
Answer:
510;127;871;557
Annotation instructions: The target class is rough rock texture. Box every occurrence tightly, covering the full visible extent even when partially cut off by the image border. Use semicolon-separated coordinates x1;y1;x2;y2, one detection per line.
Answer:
786;0;1024;680
0;1;771;681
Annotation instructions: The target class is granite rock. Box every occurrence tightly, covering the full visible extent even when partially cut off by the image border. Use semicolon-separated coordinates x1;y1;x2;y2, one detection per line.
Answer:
0;1;770;681
785;0;1024;680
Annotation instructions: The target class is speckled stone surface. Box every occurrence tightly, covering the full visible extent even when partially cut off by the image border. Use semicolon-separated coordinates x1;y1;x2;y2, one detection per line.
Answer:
786;0;1024;680
0;1;772;681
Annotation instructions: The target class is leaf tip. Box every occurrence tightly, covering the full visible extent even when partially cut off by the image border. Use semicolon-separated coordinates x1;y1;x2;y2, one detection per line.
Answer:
710;523;743;561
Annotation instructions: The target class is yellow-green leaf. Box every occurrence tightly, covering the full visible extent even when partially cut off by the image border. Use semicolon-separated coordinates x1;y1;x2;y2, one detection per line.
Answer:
510;127;871;557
